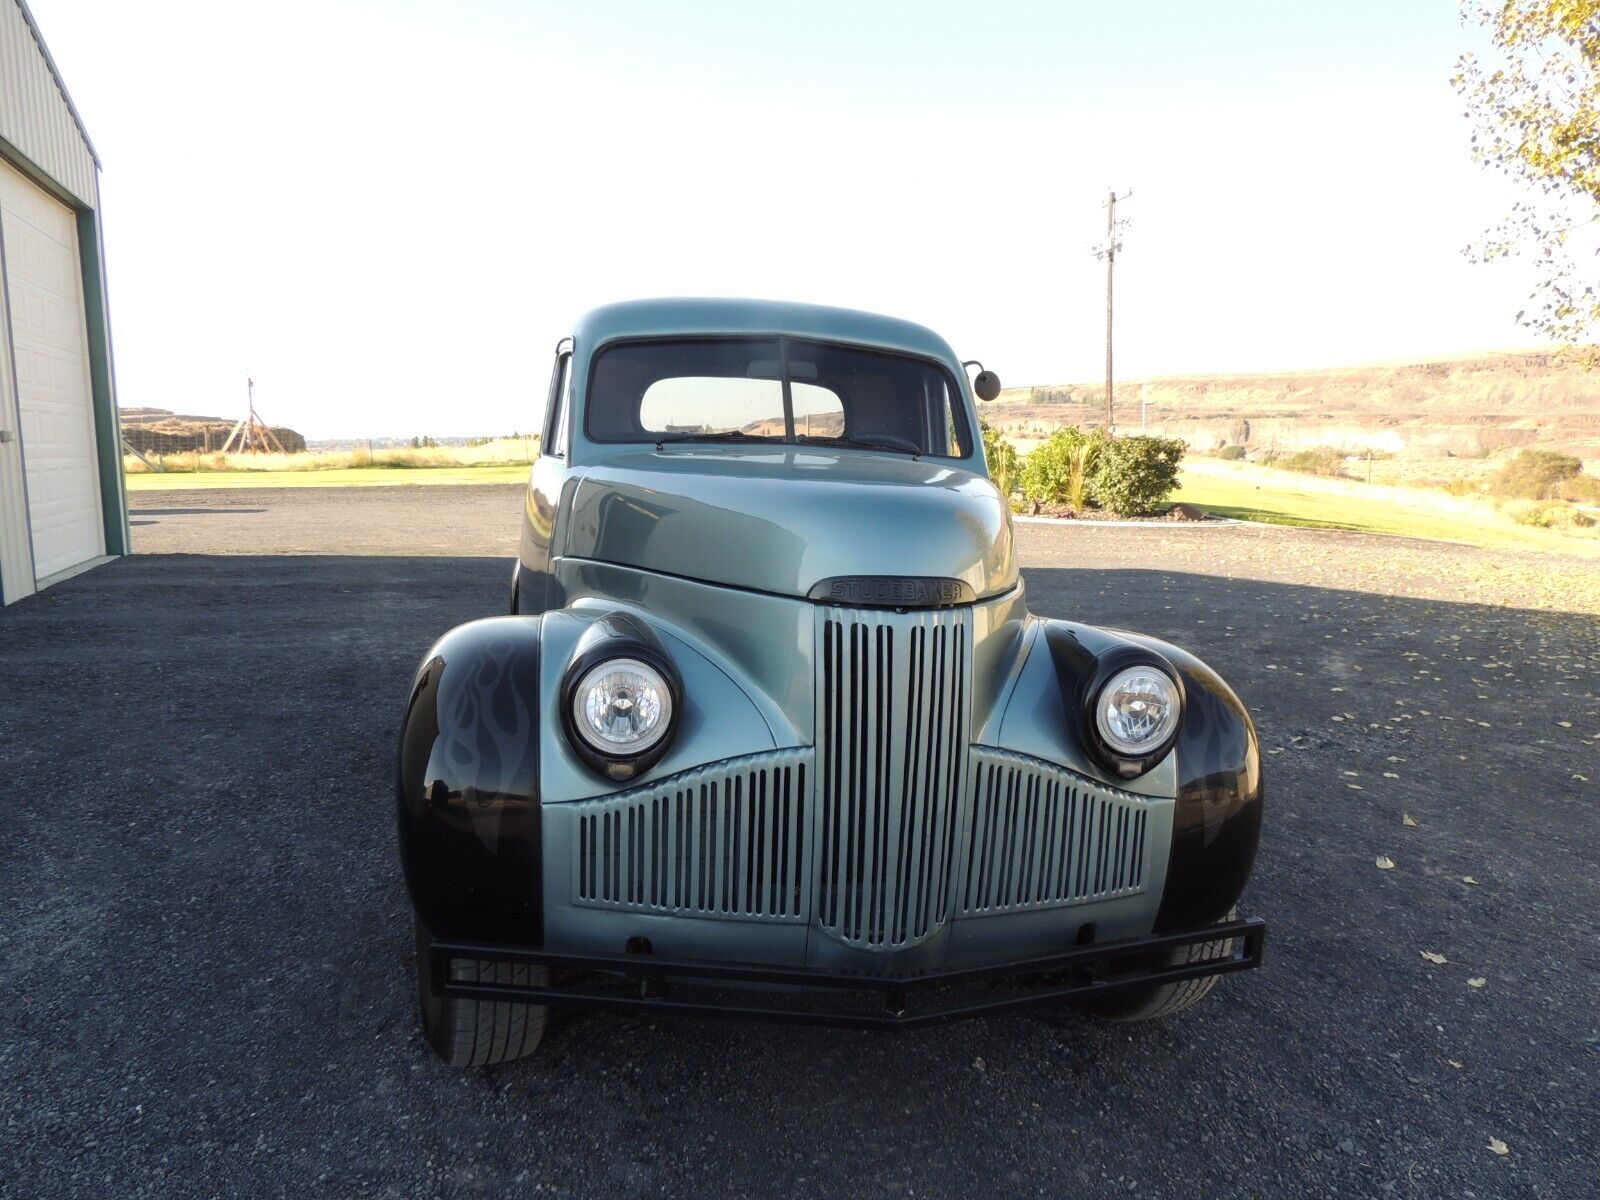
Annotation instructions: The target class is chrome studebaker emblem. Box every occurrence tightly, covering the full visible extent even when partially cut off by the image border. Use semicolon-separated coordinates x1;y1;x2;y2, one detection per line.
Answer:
807;575;977;609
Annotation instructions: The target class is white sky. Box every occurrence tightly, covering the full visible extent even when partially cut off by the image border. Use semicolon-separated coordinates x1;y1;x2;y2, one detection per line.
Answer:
26;0;1551;438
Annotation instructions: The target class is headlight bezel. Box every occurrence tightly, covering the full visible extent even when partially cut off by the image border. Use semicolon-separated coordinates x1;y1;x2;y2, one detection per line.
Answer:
560;619;683;782
1094;664;1183;757
1077;646;1186;779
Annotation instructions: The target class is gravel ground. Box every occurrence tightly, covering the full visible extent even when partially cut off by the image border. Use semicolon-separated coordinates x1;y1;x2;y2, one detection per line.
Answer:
1;485;1595;1199
127;485;526;557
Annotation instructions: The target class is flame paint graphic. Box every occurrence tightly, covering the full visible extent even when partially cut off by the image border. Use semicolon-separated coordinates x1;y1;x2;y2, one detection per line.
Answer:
434;634;537;851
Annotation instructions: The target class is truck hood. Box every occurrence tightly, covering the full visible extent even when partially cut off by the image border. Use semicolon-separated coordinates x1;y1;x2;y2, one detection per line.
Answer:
562;448;1018;602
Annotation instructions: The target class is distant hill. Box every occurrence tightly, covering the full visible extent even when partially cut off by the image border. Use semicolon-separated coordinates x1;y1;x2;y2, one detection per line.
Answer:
988;350;1600;461
120;408;306;455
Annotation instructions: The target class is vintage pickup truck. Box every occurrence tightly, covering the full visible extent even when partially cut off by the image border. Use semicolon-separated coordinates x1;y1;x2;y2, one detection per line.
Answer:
397;298;1264;1065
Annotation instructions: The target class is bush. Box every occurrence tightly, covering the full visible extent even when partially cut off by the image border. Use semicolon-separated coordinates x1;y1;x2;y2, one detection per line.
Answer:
1019;433;1070;506
1561;472;1600;502
980;419;1021;498
1021;427;1106;509
1090;435;1185;516
1215;444;1247;461
1269;446;1347;477
1503;499;1596;529
1491;449;1582;499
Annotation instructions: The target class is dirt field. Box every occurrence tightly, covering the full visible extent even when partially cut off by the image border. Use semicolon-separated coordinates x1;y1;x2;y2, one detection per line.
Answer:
1;485;1594;1199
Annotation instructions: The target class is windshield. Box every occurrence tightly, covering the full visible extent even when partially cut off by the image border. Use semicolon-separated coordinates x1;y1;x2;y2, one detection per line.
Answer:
585;337;973;458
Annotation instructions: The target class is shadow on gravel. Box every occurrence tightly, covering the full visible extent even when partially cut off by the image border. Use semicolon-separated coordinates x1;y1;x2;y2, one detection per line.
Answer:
0;555;1593;1200
130;507;268;527
131;507;271;516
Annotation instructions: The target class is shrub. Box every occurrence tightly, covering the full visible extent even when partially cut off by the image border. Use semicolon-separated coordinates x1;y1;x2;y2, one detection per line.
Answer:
1090;435;1185;515
1562;473;1600;502
1020;433;1071;506
1491;449;1582;499
1270;446;1347;477
1215;444;1247;461
1503;499;1596;529
1064;437;1103;509
1021;427;1105;508
980;419;1021;498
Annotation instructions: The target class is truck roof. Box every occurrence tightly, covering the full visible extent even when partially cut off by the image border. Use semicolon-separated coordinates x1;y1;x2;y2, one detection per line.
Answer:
572;298;961;365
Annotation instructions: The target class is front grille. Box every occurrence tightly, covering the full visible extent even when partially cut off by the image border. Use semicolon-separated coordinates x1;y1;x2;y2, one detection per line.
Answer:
568;615;1156;941
815;606;971;948
959;747;1153;915
574;749;810;921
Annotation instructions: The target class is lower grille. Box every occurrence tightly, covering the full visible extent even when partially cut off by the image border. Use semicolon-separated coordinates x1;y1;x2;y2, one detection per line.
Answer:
816;606;971;948
574;749;809;921
959;747;1152;915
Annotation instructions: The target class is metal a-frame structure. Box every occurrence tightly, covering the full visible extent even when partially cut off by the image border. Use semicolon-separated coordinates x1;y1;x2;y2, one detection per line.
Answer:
220;378;289;454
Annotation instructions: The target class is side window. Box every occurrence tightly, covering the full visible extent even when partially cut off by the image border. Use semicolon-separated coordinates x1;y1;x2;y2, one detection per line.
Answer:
542;349;573;458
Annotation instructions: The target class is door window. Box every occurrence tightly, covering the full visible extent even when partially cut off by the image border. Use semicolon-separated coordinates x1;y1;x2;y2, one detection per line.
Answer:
542;348;572;458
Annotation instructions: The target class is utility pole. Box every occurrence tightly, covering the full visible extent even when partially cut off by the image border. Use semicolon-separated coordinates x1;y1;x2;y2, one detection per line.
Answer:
1094;189;1132;433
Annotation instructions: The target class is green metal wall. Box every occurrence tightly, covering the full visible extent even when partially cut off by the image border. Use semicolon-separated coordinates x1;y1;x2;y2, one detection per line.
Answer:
76;204;127;557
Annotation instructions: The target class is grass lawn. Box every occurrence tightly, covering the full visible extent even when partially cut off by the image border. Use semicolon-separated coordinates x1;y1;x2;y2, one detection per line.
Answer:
1177;462;1600;556
123;464;530;490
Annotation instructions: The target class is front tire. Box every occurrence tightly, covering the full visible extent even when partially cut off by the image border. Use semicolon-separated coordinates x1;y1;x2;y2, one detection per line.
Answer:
414;919;549;1066
1075;910;1237;1022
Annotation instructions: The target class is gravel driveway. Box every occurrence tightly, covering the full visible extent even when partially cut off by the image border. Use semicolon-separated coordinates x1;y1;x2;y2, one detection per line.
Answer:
1;485;1595;1199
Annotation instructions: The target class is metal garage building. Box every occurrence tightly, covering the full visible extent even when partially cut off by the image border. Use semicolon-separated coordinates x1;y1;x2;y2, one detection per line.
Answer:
0;0;125;605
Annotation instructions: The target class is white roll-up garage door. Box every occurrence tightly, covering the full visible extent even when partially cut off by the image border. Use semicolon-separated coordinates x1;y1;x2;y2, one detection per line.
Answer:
0;157;103;582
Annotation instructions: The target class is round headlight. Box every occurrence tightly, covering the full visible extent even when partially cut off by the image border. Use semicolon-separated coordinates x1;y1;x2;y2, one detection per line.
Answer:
1095;666;1181;756
570;657;673;754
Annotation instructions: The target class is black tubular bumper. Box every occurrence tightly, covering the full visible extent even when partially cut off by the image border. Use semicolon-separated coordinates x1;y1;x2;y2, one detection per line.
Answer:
428;917;1266;1030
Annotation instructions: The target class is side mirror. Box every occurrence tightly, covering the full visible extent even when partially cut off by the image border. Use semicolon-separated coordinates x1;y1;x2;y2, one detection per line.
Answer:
964;360;1002;401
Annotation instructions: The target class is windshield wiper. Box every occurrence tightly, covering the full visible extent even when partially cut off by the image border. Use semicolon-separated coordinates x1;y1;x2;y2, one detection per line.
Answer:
796;433;922;458
653;430;775;449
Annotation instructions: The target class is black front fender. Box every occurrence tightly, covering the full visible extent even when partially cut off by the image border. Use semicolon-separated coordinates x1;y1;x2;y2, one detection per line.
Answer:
396;617;543;944
1121;633;1264;930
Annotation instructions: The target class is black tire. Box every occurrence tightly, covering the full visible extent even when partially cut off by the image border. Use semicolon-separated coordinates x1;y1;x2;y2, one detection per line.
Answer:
1075;909;1237;1022
414;919;548;1066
